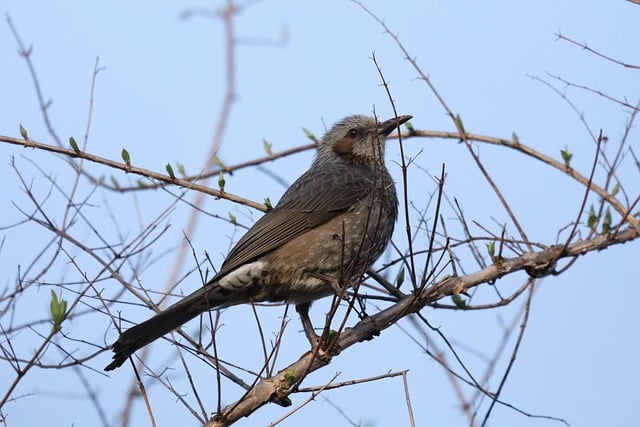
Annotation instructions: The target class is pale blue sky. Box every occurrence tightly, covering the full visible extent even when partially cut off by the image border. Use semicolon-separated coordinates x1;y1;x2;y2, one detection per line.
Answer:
1;2;639;427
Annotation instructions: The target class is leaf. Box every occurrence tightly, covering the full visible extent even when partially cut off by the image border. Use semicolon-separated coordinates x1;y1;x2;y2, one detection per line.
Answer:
395;267;405;288
49;290;67;333
602;207;612;234
451;293;467;309
611;182;620;196
560;145;573;167
455;113;465;134
302;127;317;142
19;124;28;140
512;132;519;144
69;137;80;153
213;156;225;168
228;212;237;225
587;205;597;228
263;139;272;155
218;171;225;191
110;175;120;189
487;240;495;257
284;369;296;385
264;197;272;210
404;121;414;133
166;163;176;179
121;148;131;167
176;162;186;177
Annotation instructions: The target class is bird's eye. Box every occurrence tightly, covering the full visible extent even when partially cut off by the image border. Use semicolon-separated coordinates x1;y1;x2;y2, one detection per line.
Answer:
348;128;359;138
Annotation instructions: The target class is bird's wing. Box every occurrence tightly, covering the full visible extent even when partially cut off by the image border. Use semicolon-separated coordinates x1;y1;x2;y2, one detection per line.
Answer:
211;165;374;280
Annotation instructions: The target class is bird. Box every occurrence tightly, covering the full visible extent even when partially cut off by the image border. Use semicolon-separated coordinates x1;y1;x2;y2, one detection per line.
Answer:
105;114;412;371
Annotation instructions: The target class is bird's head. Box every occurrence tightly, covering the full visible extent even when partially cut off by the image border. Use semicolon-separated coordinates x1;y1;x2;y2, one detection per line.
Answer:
315;114;412;166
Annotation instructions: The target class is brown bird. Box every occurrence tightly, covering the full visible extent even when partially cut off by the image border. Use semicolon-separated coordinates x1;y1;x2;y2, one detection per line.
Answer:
105;114;411;371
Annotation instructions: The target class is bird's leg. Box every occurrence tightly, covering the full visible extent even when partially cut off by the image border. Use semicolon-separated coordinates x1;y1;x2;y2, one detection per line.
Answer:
295;302;320;347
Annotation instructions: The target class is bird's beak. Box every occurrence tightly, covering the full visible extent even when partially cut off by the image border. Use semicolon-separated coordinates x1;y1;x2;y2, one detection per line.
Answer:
378;115;413;136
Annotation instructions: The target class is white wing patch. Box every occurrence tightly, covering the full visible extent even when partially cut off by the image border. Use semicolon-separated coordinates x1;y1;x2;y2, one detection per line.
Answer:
218;260;267;290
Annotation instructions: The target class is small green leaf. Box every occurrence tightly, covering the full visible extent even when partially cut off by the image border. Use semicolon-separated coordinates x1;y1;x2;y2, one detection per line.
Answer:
218;171;225;191
455;114;465;134
166;163;176;179
176;162;186;177
228;212;237;225
50;290;67;333
213;156;225;168
611;182;620;196
264;197;273;210
263;139;272;155
404;121;414;133
560;145;573;167
110;175;120;189
395;267;405;288
487;240;495;257
69;137;80;153
512;132;519;144
121;148;131;167
302;127;317;142
451;293;467;309
136;179;146;188
284;369;296;385
19;124;28;140
587;205;597;228
602;207;612;234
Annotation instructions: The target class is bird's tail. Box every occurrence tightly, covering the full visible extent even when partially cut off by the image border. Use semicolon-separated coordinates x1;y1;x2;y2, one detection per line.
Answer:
104;284;230;371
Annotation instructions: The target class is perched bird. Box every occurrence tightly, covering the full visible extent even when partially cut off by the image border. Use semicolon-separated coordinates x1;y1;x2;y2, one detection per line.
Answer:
105;114;411;371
